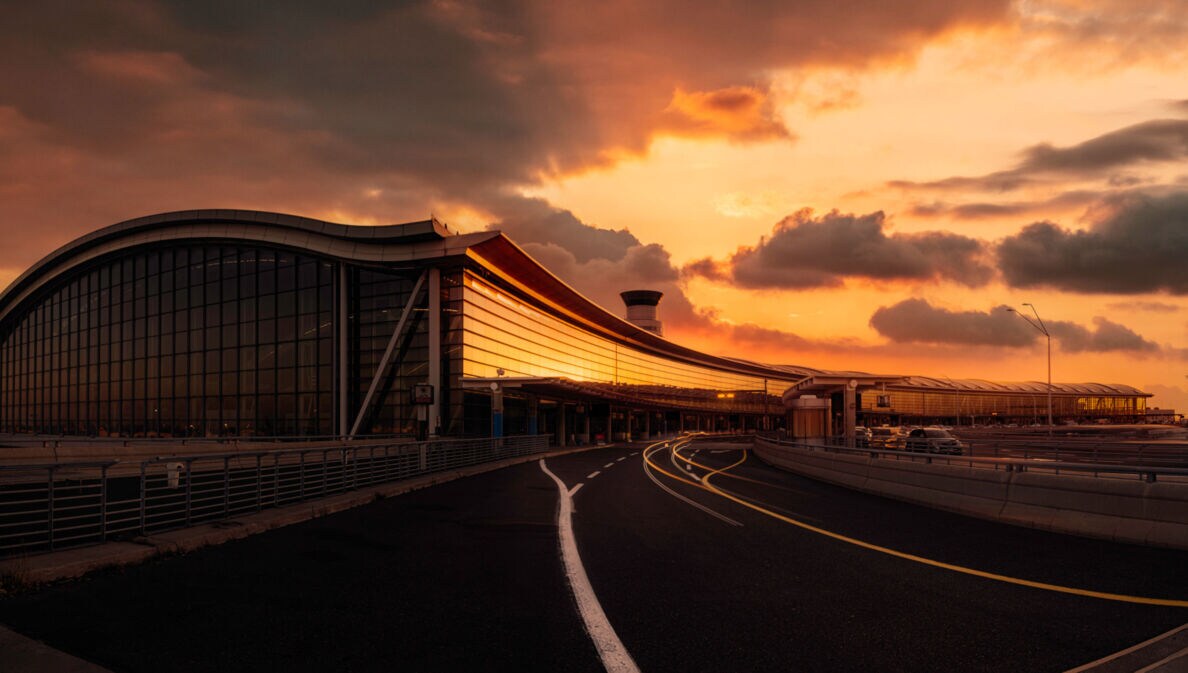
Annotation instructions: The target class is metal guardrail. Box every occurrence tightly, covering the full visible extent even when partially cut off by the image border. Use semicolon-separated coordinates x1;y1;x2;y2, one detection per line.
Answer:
0;435;550;559
753;433;1188;483
0;432;417;450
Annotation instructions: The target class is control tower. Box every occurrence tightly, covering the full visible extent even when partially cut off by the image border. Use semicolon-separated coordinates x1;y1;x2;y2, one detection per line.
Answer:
620;290;664;336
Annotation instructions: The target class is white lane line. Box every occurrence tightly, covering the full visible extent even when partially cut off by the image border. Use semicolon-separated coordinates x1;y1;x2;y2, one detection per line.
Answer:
539;459;640;673
1142;648;1188;672
587;470;601;479
643;445;742;527
569;483;584;496
603;462;615;469
1065;623;1188;672
616;457;626;462
630;452;639;456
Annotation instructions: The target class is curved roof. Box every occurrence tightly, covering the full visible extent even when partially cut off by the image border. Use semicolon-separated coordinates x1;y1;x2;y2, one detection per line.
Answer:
0;209;468;324
895;376;1148;397
0;209;804;384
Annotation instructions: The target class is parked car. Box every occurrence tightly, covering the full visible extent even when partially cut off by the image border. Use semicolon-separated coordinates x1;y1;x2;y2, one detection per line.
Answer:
854;426;873;447
869;426;902;449
903;427;964;455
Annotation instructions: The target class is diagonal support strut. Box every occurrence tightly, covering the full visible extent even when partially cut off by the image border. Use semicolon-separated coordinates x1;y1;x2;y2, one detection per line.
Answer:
349;270;428;437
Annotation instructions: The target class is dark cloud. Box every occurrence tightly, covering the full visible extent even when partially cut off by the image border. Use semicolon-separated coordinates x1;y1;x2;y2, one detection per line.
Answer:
1105;300;1182;314
892;119;1188;194
684;208;994;289
485;196;640;264
909;190;1102;219
1018;119;1188;174
518;238;702;329
887;173;1035;193
1048;317;1159;354
1023;0;1188;64
869;299;1035;347
997;192;1188;294
729;323;807;347
0;0;1013;270
869;299;1160;354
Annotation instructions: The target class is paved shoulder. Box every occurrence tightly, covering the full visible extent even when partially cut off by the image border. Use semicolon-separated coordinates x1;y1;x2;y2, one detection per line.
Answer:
0;625;114;673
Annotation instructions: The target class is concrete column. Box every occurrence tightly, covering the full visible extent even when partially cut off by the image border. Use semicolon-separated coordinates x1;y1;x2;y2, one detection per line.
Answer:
558;403;567;447
491;386;504;438
844;384;857;447
527;395;538;436
427;267;442;437
644;411;651;439
336;263;349;437
607;406;613;443
581;408;590;445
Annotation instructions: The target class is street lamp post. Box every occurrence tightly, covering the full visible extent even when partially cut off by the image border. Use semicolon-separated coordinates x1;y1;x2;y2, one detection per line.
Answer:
1006;303;1052;434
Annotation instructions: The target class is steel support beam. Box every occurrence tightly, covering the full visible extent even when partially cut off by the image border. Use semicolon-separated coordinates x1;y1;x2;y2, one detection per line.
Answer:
427;267;442;437
349;270;428;437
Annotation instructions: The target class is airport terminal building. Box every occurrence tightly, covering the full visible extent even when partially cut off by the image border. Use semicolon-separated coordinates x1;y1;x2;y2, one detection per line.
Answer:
0;210;1151;442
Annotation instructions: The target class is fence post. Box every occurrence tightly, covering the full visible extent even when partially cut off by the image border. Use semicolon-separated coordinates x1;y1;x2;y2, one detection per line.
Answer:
139;462;147;535
100;464;109;543
223;456;231;517
185;460;193;527
255;454;262;513
47;467;56;551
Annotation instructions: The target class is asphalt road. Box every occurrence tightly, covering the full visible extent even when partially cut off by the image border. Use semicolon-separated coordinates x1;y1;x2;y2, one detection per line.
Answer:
1;439;1186;672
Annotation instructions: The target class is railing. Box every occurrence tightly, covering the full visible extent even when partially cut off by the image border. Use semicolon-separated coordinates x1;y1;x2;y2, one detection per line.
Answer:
753;432;1188;483
0;433;416;450
0;435;550;559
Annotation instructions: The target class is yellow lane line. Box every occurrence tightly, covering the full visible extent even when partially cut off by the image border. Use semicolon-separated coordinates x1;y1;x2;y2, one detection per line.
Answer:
642;441;702;489
678;445;1188;608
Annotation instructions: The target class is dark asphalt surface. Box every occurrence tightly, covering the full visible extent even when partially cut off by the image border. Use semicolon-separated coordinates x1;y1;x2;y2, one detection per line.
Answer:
559;442;1188;672
0;463;602;673
1;440;1186;672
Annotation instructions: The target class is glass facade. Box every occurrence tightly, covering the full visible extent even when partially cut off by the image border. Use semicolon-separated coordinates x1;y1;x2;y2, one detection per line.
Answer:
860;389;1147;424
458;271;799;403
0;244;336;436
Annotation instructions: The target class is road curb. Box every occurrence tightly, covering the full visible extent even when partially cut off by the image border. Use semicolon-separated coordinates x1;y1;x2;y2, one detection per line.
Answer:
0;445;598;587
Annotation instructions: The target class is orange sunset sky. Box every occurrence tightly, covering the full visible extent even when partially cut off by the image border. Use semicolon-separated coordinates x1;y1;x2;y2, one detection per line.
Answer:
2;1;1188;409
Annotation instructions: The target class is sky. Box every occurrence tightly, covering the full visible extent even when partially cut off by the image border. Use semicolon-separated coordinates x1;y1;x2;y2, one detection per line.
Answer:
2;0;1188;409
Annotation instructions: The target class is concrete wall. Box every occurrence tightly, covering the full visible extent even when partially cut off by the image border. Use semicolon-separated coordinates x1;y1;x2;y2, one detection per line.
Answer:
753;437;1188;550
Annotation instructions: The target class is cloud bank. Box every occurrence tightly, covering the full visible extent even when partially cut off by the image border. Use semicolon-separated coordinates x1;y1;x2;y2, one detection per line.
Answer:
684;209;993;289
869;299;1160;354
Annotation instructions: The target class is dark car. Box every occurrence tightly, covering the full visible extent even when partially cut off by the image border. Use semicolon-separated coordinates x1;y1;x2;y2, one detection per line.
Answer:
903;427;963;455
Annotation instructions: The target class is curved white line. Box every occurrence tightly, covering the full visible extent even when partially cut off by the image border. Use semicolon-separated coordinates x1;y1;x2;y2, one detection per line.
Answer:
539;459;641;673
642;442;742;527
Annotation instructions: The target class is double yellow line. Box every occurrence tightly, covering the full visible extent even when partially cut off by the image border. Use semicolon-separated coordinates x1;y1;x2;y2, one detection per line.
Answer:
647;438;1188;608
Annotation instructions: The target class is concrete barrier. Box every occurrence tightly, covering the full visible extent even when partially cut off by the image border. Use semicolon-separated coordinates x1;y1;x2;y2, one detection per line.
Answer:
753;438;1188;550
